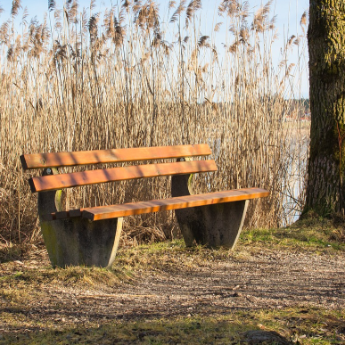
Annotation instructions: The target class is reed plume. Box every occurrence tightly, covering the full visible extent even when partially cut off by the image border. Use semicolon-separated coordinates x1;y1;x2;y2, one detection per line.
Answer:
0;0;309;245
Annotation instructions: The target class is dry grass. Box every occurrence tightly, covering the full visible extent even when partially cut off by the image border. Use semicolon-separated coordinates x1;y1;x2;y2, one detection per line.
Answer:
0;0;309;245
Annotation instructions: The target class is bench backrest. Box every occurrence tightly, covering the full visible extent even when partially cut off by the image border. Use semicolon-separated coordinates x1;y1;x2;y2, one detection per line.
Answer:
20;144;216;193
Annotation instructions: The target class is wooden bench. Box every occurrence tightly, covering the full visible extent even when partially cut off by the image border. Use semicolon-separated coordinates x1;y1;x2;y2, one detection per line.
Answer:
20;144;269;268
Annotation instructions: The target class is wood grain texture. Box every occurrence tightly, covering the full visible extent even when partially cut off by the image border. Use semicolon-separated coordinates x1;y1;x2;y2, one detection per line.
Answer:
21;144;211;169
82;188;270;221
29;160;217;192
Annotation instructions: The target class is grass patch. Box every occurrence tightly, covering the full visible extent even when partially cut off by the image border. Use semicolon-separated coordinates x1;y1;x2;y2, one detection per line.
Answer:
241;214;345;252
116;239;225;272
0;265;131;289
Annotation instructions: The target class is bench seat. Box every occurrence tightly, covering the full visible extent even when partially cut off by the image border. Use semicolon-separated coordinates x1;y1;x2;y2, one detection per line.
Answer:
42;188;269;221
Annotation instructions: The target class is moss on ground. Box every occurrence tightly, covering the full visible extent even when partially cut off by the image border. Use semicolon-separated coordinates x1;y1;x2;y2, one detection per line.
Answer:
241;212;345;252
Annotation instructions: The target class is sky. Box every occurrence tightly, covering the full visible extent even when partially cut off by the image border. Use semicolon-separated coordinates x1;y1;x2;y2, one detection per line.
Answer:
0;0;310;98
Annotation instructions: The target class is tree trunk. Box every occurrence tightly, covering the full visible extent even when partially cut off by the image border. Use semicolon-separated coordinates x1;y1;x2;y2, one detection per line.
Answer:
306;1;345;215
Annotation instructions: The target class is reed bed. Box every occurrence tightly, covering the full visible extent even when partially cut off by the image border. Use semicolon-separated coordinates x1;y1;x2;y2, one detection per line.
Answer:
0;0;309;245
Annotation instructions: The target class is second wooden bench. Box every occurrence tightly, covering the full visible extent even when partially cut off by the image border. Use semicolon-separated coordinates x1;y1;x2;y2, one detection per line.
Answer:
21;144;269;267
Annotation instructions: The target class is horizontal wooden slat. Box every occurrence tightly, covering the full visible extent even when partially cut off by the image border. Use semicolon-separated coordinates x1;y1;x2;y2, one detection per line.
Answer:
29;160;217;193
41;188;270;221
21;144;211;169
82;188;270;221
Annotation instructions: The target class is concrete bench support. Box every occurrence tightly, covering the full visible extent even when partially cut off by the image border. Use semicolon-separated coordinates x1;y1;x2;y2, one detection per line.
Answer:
171;173;248;248
37;169;122;268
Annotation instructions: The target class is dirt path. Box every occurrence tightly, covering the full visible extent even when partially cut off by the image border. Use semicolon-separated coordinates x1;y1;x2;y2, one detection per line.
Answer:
1;246;344;333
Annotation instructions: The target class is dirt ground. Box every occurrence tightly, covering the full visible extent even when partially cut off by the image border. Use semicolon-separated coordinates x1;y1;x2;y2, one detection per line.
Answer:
1;241;344;343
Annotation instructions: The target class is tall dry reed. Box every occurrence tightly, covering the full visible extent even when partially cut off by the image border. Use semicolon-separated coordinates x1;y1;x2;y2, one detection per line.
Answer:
0;0;309;244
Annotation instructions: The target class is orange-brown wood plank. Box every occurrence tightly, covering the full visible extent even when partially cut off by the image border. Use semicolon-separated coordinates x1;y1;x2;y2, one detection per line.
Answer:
29;160;217;193
21;144;211;170
82;188;270;221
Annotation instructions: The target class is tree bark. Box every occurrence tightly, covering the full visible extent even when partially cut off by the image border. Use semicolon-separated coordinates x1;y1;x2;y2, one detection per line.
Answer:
306;0;345;215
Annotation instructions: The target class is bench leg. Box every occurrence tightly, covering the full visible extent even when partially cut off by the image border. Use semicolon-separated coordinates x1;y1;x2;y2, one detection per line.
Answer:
37;168;123;268
171;174;249;249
